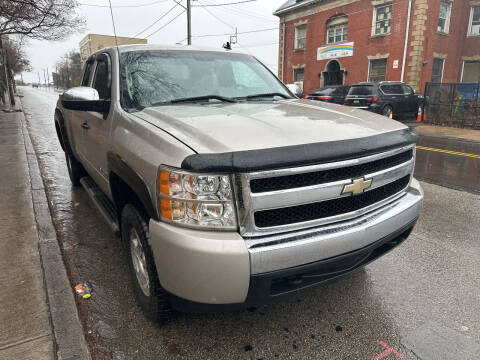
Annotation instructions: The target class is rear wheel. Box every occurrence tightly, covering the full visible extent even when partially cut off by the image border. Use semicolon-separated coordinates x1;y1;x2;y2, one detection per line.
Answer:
65;152;84;186
121;204;172;322
382;105;393;118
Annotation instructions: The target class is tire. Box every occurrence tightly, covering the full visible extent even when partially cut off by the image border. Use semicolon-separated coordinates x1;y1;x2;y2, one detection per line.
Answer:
65;152;84;186
121;204;172;322
382;105;393;117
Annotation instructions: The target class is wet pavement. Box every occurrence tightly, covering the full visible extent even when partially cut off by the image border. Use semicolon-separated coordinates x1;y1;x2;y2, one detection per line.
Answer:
19;86;480;360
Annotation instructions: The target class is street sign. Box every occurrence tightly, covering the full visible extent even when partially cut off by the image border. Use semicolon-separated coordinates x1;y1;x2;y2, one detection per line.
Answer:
317;42;354;61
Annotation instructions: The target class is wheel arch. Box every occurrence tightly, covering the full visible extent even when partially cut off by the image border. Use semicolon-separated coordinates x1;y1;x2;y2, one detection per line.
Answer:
107;152;159;223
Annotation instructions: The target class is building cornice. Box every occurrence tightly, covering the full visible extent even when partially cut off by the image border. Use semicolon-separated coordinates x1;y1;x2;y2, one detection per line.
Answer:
274;0;321;16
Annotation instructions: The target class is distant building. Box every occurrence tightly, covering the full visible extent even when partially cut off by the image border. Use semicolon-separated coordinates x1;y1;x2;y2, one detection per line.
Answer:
274;0;480;94
79;34;147;63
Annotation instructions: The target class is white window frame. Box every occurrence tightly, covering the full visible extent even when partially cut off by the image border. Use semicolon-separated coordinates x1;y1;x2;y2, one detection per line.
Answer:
293;67;305;82
461;60;480;82
368;58;388;82
327;23;348;44
431;58;445;83
437;1;452;34
371;3;393;36
294;24;307;50
468;6;480;37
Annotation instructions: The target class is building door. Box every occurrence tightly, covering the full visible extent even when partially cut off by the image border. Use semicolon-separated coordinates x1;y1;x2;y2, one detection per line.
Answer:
323;60;343;86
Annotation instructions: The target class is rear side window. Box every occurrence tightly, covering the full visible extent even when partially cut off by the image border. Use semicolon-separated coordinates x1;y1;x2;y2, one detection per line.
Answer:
380;84;403;94
348;85;375;96
93;57;111;100
81;61;94;86
315;87;338;95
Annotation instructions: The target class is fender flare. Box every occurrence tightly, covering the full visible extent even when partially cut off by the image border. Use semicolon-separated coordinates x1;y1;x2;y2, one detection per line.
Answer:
107;152;158;221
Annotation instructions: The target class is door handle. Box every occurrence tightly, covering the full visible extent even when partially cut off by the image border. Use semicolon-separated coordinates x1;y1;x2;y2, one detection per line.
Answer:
81;122;90;130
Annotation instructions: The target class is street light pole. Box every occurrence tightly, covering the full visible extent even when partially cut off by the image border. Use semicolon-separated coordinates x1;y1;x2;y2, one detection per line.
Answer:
187;0;191;45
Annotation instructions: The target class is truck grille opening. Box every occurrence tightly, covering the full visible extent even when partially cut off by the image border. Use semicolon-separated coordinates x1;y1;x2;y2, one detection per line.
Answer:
250;149;413;193
254;175;410;228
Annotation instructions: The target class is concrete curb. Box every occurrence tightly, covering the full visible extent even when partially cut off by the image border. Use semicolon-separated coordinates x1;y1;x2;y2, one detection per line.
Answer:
18;98;91;360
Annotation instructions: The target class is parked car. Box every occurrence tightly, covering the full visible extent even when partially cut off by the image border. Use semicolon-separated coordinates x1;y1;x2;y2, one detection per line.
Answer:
286;83;303;98
32;83;39;88
307;85;350;104
344;82;423;118
55;45;423;321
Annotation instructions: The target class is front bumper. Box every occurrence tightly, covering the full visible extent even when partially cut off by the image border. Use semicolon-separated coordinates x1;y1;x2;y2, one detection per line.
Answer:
149;179;423;309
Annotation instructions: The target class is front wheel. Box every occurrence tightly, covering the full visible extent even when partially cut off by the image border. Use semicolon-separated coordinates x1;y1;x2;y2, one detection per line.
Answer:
121;204;172;322
65;152;84;186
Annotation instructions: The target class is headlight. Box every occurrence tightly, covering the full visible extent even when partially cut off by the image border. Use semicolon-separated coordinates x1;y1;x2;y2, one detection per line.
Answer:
158;167;237;230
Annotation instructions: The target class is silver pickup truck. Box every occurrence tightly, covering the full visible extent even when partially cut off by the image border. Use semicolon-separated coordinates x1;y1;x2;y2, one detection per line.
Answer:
55;44;423;321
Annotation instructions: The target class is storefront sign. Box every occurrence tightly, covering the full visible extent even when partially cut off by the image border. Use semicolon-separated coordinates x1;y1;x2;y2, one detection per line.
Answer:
317;42;354;61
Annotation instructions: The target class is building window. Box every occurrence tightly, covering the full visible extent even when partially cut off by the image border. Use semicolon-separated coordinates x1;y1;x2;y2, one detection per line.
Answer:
468;6;480;36
294;24;307;50
326;15;348;44
437;1;452;33
368;59;387;82
293;68;305;82
431;58;445;83
462;61;480;82
373;4;392;36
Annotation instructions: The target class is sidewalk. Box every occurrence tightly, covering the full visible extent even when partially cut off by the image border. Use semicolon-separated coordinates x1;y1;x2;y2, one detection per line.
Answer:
413;124;480;143
0;101;90;359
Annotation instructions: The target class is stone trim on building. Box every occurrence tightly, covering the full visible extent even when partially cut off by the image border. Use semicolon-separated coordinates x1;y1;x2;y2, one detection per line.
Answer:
433;52;448;59
367;53;390;59
407;0;428;91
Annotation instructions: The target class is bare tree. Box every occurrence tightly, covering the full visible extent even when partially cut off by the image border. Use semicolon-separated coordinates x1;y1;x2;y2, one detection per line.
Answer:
0;0;85;40
54;50;82;89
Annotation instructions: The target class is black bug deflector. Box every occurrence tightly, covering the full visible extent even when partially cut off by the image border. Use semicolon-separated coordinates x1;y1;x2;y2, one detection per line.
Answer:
181;128;419;173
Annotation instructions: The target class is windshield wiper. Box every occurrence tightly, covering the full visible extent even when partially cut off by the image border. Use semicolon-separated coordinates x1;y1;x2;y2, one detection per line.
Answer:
244;92;291;101
170;95;238;104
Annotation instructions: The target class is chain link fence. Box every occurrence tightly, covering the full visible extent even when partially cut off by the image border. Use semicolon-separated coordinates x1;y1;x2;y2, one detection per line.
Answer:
424;82;480;129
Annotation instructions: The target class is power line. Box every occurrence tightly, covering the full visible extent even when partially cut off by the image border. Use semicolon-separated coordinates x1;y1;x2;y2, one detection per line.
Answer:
133;3;180;37
192;0;256;7
79;0;169;8
198;1;235;30
145;9;186;38
192;27;278;38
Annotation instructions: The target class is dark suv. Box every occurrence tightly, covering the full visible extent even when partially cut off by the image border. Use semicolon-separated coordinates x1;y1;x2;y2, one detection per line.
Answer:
307;85;350;104
344;82;423;118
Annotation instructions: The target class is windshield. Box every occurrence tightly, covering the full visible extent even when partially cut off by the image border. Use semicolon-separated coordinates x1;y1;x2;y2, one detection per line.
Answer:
348;85;375;96
120;50;291;109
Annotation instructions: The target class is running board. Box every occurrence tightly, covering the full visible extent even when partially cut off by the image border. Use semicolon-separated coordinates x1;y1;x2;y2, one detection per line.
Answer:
80;176;120;236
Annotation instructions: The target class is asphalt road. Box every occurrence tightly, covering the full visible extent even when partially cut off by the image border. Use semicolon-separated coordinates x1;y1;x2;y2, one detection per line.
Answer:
19;86;480;360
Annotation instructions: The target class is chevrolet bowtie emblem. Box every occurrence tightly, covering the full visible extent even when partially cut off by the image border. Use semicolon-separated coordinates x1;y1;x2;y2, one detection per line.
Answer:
342;178;372;195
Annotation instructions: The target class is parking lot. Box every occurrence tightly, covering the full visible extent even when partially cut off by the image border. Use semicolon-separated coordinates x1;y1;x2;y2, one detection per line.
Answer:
20;86;480;359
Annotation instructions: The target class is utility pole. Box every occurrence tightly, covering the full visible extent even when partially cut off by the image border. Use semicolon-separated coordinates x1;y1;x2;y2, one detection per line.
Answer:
187;0;192;45
47;68;50;88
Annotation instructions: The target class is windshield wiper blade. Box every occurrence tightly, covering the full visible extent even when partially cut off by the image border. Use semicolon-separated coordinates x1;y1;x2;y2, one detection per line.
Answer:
244;92;291;100
170;95;238;104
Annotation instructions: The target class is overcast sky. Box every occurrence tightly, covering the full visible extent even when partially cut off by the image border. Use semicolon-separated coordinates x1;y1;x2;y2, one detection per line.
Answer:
21;0;286;83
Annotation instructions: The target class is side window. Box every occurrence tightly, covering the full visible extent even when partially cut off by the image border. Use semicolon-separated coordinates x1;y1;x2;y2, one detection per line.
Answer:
402;84;414;95
81;61;94;86
93;55;111;100
381;84;403;94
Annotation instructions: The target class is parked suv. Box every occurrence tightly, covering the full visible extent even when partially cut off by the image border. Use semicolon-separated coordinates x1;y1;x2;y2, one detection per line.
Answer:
307;85;350;104
55;45;423;321
344;82;422;118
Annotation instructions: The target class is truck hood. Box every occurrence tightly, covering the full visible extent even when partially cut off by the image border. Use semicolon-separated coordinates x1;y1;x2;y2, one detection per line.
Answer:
135;99;407;154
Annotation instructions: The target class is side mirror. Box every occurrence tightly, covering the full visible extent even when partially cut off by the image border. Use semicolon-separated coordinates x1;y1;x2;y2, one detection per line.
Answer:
286;84;303;98
61;87;110;113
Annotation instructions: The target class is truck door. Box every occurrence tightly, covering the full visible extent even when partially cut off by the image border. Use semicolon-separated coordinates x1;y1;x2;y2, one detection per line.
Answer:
80;53;113;196
67;57;95;161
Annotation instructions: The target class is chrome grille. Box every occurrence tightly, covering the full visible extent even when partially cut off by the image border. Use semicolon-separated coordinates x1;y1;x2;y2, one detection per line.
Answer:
235;145;415;237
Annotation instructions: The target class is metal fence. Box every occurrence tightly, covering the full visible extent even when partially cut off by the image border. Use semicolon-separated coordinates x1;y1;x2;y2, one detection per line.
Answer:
424;82;480;129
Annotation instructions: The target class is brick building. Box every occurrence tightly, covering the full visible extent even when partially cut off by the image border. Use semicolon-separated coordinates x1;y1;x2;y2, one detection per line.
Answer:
274;0;480;95
79;34;147;63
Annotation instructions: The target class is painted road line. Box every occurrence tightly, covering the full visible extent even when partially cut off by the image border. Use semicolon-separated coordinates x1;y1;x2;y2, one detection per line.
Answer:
416;145;480;159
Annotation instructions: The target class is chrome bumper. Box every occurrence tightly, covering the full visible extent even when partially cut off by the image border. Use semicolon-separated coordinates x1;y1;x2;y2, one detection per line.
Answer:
246;178;423;274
